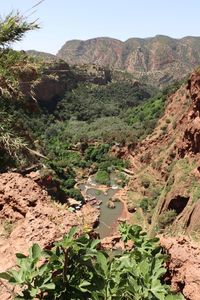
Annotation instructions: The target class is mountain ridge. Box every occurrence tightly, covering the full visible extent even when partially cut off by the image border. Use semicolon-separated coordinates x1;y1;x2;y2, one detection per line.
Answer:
57;35;200;86
57;35;200;44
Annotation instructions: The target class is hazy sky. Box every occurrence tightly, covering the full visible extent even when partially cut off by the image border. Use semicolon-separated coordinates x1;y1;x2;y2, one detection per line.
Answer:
1;0;200;54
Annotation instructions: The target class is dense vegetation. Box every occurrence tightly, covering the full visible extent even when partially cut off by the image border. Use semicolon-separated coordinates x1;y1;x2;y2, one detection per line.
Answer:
0;224;183;299
55;82;153;121
53;81;162;143
0;59;182;202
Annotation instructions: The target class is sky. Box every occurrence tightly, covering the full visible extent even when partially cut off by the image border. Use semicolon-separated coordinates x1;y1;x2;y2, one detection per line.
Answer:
1;0;200;54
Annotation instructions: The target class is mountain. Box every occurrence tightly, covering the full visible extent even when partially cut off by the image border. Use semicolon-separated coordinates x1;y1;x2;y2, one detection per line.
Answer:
57;35;200;86
26;50;59;61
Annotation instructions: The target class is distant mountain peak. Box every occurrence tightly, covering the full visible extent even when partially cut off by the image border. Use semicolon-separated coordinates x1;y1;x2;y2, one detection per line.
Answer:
57;35;200;86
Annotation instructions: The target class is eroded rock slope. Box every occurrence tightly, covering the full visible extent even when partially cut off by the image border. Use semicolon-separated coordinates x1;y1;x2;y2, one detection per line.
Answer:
126;70;200;236
0;172;99;272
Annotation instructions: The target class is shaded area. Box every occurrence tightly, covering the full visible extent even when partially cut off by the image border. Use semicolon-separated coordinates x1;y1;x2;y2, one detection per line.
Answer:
168;195;189;215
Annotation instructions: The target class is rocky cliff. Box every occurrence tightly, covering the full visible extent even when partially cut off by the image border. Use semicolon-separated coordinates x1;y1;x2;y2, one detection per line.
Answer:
57;35;200;86
22;53;111;110
123;69;200;237
0;172;100;298
160;236;200;300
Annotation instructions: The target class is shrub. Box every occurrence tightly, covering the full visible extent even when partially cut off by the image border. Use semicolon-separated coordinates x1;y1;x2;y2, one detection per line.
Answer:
95;170;110;186
0;225;184;300
3;220;13;237
66;188;84;202
158;209;177;229
139;198;149;212
64;178;76;189
172;121;176;129
140;152;151;163
85;144;110;163
141;177;151;188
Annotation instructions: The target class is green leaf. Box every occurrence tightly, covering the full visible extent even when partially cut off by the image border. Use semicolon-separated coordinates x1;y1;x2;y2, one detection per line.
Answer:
78;280;91;292
96;252;108;275
166;294;185;300
150;279;167;299
90;239;100;249
9;270;23;284
38;263;48;276
138;260;150;276
41;282;55;290
30;244;42;260
16;253;27;259
0;272;12;280
30;287;38;297
16;257;30;272
67;226;78;239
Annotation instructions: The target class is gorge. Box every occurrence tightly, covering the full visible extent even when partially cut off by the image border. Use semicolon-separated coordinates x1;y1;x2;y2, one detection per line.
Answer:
1;11;200;299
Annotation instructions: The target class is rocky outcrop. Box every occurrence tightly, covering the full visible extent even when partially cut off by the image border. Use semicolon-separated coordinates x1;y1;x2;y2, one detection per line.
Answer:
0;172;99;272
107;200;115;209
178;72;200;156
0;172;48;221
18;59;74;110
21;53;111;110
72;64;111;85
161;236;200;300
101;234;133;251
57;35;200;86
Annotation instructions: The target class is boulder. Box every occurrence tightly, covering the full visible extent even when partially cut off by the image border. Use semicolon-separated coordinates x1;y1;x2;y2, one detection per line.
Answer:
107;200;115;209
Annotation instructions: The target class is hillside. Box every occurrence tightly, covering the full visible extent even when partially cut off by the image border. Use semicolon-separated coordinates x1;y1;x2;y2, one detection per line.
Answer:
123;69;200;239
57;35;200;86
26;50;59;61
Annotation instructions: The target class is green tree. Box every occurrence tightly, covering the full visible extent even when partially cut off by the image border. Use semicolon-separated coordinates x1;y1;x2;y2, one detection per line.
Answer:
0;11;39;47
0;10;40;169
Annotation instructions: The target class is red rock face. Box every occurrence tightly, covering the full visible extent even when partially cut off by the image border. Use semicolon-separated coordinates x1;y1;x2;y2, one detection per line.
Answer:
57;36;200;86
178;73;200;157
0;172;99;272
160;236;200;300
0;173;48;221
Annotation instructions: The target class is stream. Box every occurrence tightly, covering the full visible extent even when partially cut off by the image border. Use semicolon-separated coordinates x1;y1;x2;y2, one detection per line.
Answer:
78;175;123;238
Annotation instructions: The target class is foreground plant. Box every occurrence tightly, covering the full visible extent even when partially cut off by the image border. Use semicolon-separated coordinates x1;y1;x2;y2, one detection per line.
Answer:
0;11;39;47
0;225;184;299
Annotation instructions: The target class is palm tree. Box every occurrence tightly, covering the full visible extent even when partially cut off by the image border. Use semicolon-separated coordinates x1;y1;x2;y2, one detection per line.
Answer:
0;11;39;48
